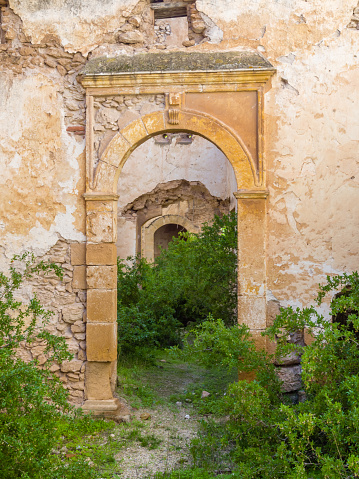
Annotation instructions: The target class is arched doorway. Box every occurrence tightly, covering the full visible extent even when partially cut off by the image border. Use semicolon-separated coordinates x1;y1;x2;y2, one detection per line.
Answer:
80;51;275;416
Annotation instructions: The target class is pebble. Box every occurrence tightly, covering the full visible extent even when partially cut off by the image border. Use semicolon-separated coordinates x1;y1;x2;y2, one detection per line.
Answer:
140;412;151;420
201;390;210;398
184;414;190;419
175;401;182;407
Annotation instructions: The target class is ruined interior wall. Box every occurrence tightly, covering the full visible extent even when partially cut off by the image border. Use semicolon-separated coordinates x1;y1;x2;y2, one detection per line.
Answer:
1;0;359;401
116;136;235;259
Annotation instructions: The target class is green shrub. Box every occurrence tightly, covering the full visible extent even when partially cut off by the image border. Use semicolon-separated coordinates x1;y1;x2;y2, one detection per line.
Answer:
117;212;237;355
0;253;98;479
174;273;359;478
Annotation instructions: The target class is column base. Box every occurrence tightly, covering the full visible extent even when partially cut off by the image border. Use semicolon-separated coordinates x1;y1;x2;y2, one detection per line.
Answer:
82;398;131;423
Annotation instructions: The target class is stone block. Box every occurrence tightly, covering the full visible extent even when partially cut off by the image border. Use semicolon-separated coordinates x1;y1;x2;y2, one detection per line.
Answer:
86;243;117;266
142;111;166;135
248;329;267;350
86;200;115;212
72;265;86;289
71;243;86;265
93;162;117;193
62;303;84;323
86;211;116;243
274;351;302;366
71;321;86;333
60;359;83;373
266;300;280;327
304;328;315;346
86;323;117;362
82;397;131;422
87;265;117;290
85;362;113;400
121;117;147;145
87;289;117;323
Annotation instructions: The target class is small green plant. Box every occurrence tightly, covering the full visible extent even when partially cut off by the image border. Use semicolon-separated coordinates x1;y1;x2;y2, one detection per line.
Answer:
0;252;102;478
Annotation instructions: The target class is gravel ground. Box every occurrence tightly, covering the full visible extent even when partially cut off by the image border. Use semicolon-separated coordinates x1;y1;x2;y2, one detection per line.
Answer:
114;404;198;478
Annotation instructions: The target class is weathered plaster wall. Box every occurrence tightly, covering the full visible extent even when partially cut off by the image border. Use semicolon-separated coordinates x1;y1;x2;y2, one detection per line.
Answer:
1;0;359;401
116;135;235;259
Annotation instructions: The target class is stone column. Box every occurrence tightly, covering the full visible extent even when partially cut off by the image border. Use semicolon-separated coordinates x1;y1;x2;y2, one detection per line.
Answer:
82;192;129;419
235;190;269;351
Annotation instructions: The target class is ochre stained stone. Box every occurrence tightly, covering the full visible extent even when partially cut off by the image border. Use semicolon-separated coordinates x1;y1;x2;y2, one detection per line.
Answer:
70;243;86;265
142;111;166;135
72;265;87;289
87;289;117;323
86;323;117;362
120;117;148;146
85;362;113;400
86;243;117;265
86;211;116;243
86;265;117;290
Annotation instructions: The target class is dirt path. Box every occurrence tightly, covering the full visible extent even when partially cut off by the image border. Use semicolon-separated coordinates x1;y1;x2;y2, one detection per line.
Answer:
113;359;205;478
90;356;236;478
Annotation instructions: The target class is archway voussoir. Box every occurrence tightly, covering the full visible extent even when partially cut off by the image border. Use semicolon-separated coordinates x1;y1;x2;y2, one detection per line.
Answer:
142;111;166;135
120;118;148;146
101;134;130;169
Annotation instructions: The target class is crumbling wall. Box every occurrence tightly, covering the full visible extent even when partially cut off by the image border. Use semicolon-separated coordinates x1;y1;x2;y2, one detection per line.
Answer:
1;0;359;399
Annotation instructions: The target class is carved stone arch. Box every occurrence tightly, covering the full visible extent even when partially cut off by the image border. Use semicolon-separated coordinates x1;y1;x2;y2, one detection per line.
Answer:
81;51;275;417
94;110;258;194
141;214;200;263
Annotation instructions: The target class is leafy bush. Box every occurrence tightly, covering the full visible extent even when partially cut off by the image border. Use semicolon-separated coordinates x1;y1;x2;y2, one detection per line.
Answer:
117;212;237;354
174;273;359;478
0;253;99;479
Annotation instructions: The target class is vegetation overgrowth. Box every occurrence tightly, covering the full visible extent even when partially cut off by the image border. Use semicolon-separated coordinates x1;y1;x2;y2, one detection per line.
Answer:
117;211;237;355
117;212;359;478
162;272;359;478
0;253;113;478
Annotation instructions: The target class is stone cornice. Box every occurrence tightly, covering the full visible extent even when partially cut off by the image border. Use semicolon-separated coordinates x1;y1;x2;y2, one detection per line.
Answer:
80;69;275;90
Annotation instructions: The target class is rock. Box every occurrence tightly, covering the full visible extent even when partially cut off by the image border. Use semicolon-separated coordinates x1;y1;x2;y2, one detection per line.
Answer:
191;20;206;33
72;52;86;64
183;40;195;47
184;414;190;419
60;360;83;373
140;412;151;420
71;321;85;333
175;401;182;407
128;16;141;28
276;365;302;393
185;398;192;403
298;390;307;403
49;364;60;372
117;30;144;44
19;47;34;56
201;390;210;398
45;57;57;68
274;351;302;366
62;304;84;323
57;64;67;76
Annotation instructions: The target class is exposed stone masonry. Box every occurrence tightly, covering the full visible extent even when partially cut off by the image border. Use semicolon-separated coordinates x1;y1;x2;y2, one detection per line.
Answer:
93;94;165;167
18;239;87;405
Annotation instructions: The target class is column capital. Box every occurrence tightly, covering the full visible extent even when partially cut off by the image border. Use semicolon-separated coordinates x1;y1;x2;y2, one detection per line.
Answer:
83;192;119;201
235;189;269;200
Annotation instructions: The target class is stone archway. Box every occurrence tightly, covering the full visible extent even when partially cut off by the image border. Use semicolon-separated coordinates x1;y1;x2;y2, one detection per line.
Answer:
142;214;199;262
80;51;275;416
